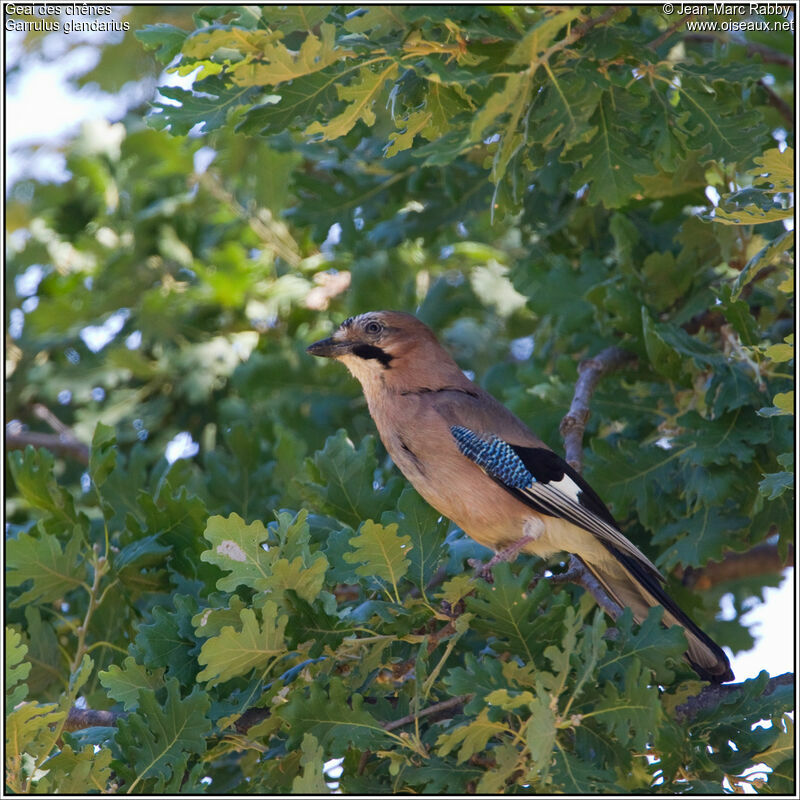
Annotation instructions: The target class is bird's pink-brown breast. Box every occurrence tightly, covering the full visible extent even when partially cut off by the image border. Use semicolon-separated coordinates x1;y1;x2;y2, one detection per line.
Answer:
368;388;542;551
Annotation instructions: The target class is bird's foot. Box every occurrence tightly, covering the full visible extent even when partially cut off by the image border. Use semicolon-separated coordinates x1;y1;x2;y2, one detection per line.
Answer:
469;535;538;581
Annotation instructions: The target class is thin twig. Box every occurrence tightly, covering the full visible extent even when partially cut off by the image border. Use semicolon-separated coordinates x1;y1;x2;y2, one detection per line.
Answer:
70;557;109;674
648;15;695;50
199;173;302;267
32;403;73;436
529;6;623;74
559;346;636;472
570;6;624;40
383;694;469;732
64;693;470;738
61;668;796;734
357;749;371;775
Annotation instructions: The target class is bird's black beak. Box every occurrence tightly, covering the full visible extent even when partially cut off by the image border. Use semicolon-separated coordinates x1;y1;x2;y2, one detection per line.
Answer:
306;336;350;359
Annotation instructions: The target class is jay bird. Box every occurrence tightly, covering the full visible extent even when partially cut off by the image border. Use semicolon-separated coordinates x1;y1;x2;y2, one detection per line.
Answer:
308;310;734;683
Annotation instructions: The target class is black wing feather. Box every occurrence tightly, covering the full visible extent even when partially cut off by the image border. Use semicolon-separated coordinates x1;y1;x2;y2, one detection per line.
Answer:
603;544;734;682
450;427;664;582
510;445;618;527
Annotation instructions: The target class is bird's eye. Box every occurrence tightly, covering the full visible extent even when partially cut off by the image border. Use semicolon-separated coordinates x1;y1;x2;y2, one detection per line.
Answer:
364;321;383;335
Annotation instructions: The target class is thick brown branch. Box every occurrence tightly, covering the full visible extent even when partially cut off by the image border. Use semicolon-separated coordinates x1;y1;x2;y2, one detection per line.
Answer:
8;405;90;464
675;672;794;722
234;708;270;733
64;707;124;732
60;666;796;733
559;346;636;472
6;432;90;464
63;694;471;737
679;542;794;590
757;78;794;127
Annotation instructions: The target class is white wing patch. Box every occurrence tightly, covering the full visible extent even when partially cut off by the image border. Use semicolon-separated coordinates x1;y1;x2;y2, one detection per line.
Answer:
548;474;583;504
519;482;665;580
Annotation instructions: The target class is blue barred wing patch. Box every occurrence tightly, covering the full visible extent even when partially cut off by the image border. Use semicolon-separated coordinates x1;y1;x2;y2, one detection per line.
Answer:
450;426;534;490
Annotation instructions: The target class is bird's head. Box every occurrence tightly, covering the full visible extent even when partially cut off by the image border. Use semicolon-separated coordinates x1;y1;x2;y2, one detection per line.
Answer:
307;311;460;389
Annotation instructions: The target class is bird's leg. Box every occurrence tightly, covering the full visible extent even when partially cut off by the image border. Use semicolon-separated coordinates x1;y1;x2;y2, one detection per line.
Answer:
470;518;544;580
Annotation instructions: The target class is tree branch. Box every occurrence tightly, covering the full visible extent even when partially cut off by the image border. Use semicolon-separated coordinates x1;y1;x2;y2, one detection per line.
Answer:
551;343;794;724
675;672;793;722
649;29;794;126
683;33;794;67
678;542;793;590
60;667;796;734
522;6;624;76
757;78;794;127
233;708;270;733
648;15;695;50
571;6;624;38
63;691;471;737
550;555;624;619
7;404;90;464
64;707;124;732
559;346;636;472
7;431;90;464
383;695;469;732
54;335;792;743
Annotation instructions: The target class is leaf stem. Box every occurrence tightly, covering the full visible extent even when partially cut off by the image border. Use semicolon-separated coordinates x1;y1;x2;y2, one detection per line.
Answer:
70;556;107;675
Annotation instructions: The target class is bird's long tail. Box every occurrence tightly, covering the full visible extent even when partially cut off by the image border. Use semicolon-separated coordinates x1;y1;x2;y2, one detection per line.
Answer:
582;550;734;683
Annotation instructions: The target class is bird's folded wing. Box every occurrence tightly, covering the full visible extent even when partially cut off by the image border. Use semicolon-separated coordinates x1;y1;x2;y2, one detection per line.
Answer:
450;425;664;581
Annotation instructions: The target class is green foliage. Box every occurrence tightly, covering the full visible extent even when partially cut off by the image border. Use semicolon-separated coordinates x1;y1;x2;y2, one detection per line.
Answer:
5;4;794;794
112;679;212;792
277;676;393;754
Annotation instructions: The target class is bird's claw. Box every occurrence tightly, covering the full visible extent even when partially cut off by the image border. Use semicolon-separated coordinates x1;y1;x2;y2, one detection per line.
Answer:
470;535;540;581
468;557;495;582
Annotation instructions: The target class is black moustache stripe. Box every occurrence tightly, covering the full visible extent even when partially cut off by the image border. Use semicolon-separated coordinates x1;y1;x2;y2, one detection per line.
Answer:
351;344;393;367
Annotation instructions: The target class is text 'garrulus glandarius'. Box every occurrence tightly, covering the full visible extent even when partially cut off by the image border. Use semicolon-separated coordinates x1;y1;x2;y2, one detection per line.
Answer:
307;310;734;683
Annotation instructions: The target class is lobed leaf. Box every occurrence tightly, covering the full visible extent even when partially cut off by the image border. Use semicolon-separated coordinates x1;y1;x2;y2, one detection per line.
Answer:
197;603;287;685
201;513;274;593
305;63;400;142
231;23;354;87
114;679;211;790
276;677;390;754
98;657;165;712
6;528;85;607
5;628;31;714
343;520;412;592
